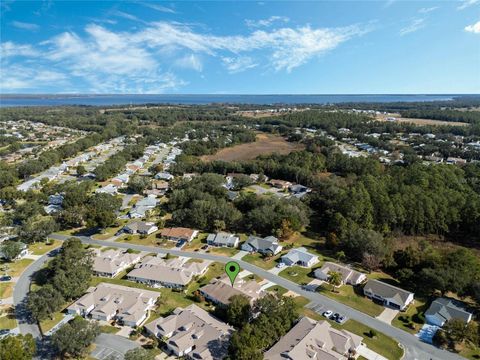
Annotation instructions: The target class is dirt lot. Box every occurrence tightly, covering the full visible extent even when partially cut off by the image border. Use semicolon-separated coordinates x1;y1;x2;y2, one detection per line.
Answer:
201;133;304;162
376;113;470;127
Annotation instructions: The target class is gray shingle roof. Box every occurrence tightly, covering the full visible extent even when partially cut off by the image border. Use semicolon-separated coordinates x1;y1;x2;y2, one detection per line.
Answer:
425;298;472;324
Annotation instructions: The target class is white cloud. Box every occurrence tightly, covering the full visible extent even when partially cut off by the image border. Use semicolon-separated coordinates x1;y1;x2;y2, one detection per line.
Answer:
458;0;479;10
175;54;203;71
222;56;257;73
465;20;480;33
0;64;66;91
141;2;176;14
0;41;39;57
400;18;425;36
0;20;369;92
11;21;39;31
418;6;438;14
245;16;289;28
110;10;144;23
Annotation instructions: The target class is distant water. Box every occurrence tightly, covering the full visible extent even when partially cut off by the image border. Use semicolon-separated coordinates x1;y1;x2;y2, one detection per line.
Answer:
0;94;458;107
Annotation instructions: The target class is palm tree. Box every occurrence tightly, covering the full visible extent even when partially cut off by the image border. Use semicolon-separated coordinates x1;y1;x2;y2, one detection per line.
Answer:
327;271;342;293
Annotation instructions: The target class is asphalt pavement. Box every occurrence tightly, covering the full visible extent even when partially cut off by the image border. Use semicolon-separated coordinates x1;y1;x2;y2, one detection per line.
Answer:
48;233;465;360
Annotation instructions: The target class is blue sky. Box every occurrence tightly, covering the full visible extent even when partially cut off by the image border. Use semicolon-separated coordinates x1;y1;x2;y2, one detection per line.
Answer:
1;0;479;94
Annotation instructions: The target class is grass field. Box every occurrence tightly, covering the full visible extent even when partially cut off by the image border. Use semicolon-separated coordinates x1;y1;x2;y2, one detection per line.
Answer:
241;252;280;270
279;266;315;285
318;284;384;318
206;247;238;257
0;282;14;299
39;310;65;333
201;133;304;162
0;306;16;329
29;240;62;255
376;113;470;127
392;298;427;334
0;259;34;277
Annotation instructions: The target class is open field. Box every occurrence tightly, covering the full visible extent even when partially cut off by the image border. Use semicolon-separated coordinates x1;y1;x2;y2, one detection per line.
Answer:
201;133;304;162
0;259;34;277
0;282;14;299
376;113;470;127
29;239;62;255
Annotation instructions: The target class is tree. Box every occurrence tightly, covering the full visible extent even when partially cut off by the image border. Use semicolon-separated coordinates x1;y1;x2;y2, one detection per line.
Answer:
27;285;64;321
361;252;382;272
124;348;155;360
76;165;86;176
443;319;478;347
225;295;251;328
128;175;149;194
327;271;342;293
0;241;25;260
85;193;122;229
50;237;93;300
52;317;99;358
19;216;59;244
0;334;36;360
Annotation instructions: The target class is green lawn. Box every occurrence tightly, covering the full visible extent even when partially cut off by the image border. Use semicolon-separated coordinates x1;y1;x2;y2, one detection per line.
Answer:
265;285;288;296
392;298;427;334
340;320;404;360
0;282;14;299
117;234;175;248
318;284;384;317
460;344;480;359
29;240;62;255
242;252;280;270
279;266;315;285
92;220;128;240
99;325;120;334
206;247;239;257
183;233;207;252
39;310;65;333
0;307;16;329
0;259;34;277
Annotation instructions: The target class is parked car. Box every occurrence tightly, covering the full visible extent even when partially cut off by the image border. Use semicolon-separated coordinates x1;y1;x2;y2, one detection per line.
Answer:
336;315;347;324
176;240;186;248
201;245;209;250
276;262;286;269
0;275;11;282
330;313;340;321
322;310;333;318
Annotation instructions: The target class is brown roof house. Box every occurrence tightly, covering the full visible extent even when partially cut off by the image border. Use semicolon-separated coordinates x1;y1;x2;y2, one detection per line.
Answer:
145;304;233;359
200;276;265;306
67;283;159;327
92;248;144;278
314;262;366;286
363;279;414;311
264;317;362;360
160;227;198;242
127;255;209;289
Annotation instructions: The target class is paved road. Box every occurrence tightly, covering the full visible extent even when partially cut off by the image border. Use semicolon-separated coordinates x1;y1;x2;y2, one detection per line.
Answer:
12;247;61;359
49;233;464;360
91;334;139;360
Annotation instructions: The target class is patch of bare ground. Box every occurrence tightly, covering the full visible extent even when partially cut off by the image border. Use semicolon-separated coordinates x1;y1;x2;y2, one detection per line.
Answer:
201;133;304;162
375;113;470;127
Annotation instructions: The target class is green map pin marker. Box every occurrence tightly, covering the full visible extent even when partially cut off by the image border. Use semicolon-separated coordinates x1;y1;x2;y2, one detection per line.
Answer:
225;261;240;287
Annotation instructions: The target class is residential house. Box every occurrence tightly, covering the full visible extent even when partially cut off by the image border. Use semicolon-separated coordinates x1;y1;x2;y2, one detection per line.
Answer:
268;179;292;190
363;279;414;311
200;277;265;306
0;241;28;260
281;247;319;268
123;221;158;235
112;173;130;187
96;184;118;195
160;227;198;243
264;317;362;360
48;194;64;206
67;283;159;327
425;298;473;327
206;232;239;248
145;304;233;359
144;180;169;197
127;256;209;289
155;172;174;181
241;235;282;256
314;262;366;286
129;195;158;219
92;248;143;278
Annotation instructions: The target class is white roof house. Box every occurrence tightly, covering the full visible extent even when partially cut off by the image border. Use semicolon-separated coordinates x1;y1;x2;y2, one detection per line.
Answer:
145;304;233;359
363;279;414;311
281;247;319;268
92;248;144;278
206;232;239;248
314;262;366;286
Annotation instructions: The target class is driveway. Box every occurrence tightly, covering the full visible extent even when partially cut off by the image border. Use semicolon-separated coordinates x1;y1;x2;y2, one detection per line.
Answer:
49;234;464;360
91;334;139;360
267;266;284;275
376;307;399;324
231;250;248;260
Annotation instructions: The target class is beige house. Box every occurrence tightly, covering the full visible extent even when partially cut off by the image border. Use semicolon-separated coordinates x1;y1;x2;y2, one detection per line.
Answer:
200;276;265;306
145;304;233;359
160;227;199;242
264;317;362;360
363;279;414;311
127;256;209;289
67;283;159;327
314;262;366;286
92;248;144;278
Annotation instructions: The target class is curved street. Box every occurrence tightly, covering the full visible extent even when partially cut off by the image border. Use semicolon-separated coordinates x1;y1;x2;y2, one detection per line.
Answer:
46;233;464;360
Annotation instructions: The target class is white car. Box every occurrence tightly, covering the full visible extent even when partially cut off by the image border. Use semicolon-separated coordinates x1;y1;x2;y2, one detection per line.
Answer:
276;262;286;269
322;310;333;318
